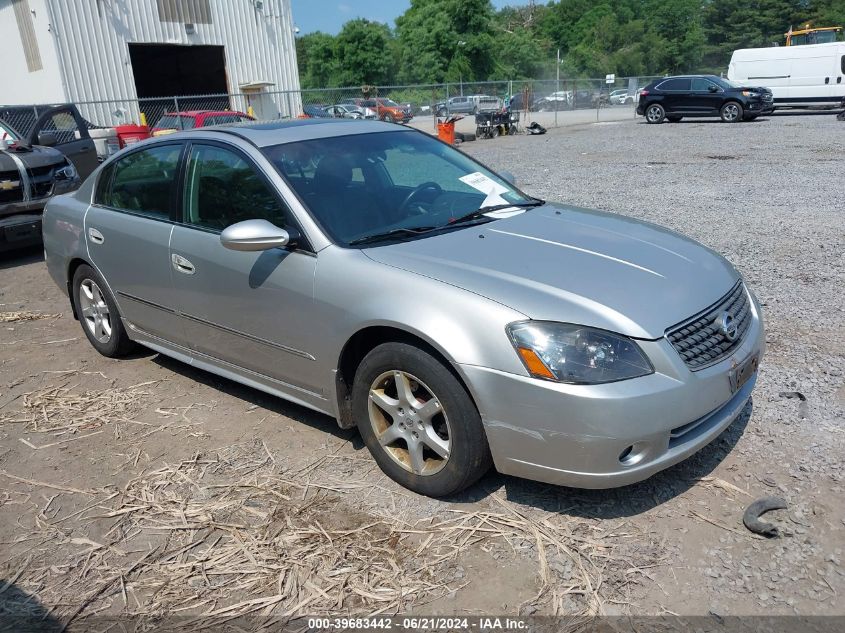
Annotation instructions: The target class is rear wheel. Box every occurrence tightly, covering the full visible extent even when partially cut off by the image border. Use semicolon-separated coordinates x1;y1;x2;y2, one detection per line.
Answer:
72;264;135;358
352;342;492;497
645;103;665;124
720;101;743;123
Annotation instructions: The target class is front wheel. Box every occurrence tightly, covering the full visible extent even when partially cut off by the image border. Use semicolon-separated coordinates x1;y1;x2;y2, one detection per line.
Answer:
72;264;136;357
720;101;743;123
645;103;665;124
352;342;492;497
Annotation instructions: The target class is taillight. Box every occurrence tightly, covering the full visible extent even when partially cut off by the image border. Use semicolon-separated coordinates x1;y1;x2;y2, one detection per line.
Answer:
639;89;649;97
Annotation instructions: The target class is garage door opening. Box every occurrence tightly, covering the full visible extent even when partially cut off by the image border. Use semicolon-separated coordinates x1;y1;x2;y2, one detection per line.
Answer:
129;44;231;127
129;44;228;97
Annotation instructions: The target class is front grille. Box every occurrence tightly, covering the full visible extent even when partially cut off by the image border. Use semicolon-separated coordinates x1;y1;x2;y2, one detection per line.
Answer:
666;282;751;370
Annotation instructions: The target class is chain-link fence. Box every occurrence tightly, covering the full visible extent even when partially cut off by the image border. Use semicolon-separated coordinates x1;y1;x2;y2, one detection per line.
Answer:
2;76;665;142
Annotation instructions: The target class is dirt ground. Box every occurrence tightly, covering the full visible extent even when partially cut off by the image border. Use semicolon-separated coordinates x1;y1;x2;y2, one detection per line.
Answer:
1;114;843;630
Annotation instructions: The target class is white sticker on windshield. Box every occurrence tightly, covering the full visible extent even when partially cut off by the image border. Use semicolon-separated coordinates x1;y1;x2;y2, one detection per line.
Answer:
459;171;517;211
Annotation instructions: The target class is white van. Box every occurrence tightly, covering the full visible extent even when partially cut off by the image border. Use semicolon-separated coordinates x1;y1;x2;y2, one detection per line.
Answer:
728;42;845;108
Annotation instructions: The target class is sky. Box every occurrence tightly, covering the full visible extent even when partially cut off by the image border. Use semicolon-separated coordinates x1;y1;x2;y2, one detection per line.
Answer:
291;0;517;35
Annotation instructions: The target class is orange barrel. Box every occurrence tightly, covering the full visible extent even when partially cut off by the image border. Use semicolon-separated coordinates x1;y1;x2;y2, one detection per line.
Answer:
437;120;456;144
114;124;150;148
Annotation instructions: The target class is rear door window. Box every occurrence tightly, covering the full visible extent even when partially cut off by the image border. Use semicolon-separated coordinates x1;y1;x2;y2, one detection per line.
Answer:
657;78;691;91
691;78;719;92
100;144;182;218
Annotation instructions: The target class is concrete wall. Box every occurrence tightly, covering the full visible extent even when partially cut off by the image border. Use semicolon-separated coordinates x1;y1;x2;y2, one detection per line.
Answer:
1;0;301;125
0;0;67;105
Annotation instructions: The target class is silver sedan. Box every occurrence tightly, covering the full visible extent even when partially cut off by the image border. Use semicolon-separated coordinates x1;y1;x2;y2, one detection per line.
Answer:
42;120;764;497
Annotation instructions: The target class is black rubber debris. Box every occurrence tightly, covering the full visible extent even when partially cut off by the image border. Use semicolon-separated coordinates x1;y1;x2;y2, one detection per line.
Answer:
778;391;808;419
743;496;788;537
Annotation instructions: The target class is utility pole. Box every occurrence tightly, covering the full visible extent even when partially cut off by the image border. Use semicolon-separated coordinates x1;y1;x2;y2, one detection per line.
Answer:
555;48;560;128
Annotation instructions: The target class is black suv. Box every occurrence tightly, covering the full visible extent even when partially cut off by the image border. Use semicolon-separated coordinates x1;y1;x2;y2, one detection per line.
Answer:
637;75;774;124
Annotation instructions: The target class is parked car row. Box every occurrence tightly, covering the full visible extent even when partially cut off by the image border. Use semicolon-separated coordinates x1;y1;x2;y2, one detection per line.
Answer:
434;95;503;117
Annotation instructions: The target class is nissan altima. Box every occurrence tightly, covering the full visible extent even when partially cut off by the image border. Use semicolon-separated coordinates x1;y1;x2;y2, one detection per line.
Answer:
42;120;764;497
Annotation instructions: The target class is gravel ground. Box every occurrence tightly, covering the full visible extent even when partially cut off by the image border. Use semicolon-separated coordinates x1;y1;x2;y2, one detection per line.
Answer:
460;113;845;611
0;112;843;624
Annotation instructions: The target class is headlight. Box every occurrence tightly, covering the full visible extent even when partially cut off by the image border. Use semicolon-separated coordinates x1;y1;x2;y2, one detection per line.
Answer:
742;90;754;97
506;321;653;384
54;161;78;181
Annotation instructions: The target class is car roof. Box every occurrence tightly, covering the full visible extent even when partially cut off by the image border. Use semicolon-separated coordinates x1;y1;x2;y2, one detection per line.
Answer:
658;75;721;80
166;118;409;147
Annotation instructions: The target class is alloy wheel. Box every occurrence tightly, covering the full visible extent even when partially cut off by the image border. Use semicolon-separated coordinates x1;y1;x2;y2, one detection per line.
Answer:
79;279;112;343
368;370;451;476
646;105;663;122
722;103;740;121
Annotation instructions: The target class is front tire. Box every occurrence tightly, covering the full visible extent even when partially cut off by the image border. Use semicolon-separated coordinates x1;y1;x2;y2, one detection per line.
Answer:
72;264;135;357
720;101;743;123
352;342;492;497
645;103;665;124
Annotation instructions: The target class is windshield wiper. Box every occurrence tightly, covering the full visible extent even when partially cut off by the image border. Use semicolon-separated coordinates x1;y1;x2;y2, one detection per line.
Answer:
348;226;439;246
448;198;545;227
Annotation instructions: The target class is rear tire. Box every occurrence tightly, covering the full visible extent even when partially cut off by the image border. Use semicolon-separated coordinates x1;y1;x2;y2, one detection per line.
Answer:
352;342;492;497
720;101;743;123
645;103;665;124
72;264;136;358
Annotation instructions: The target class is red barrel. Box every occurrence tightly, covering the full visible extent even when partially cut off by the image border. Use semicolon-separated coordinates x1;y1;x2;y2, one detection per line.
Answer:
114;124;150;148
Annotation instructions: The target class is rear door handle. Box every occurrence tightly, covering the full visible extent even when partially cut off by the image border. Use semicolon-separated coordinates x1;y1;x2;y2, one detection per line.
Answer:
171;253;195;275
88;227;104;244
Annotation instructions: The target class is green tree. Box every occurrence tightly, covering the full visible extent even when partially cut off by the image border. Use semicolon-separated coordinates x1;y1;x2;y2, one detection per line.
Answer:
334;19;395;86
296;32;339;88
700;0;812;70
395;0;497;84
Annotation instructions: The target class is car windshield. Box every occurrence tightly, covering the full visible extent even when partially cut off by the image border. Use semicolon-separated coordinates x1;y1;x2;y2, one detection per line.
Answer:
262;130;534;247
156;115;195;130
381;99;400;107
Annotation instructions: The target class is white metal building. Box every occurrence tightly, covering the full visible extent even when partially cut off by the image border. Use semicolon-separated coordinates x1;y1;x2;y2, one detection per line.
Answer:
0;0;301;125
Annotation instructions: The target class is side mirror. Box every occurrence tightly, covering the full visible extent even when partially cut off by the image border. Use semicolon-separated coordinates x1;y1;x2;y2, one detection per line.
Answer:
37;131;57;146
220;219;297;252
499;170;517;186
708;85;719;93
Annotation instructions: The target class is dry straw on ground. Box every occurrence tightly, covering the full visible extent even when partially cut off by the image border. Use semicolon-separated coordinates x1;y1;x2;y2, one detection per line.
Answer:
1;438;658;631
0;378;158;434
0;311;61;323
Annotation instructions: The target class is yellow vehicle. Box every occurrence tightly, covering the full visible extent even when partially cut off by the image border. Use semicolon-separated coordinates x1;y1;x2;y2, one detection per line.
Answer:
785;25;842;46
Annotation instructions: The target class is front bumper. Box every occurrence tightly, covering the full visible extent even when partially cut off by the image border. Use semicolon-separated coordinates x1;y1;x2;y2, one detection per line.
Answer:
0;208;44;252
460;291;765;489
747;100;774;114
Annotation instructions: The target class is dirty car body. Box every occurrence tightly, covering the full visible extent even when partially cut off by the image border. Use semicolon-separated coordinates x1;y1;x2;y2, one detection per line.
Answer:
42;119;764;495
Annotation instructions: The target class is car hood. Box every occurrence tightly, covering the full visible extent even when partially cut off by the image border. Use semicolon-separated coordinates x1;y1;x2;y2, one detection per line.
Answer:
0;143;67;171
363;204;740;339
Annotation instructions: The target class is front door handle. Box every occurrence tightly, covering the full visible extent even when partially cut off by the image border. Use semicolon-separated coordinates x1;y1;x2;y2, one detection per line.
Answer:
171;253;195;275
88;227;104;244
